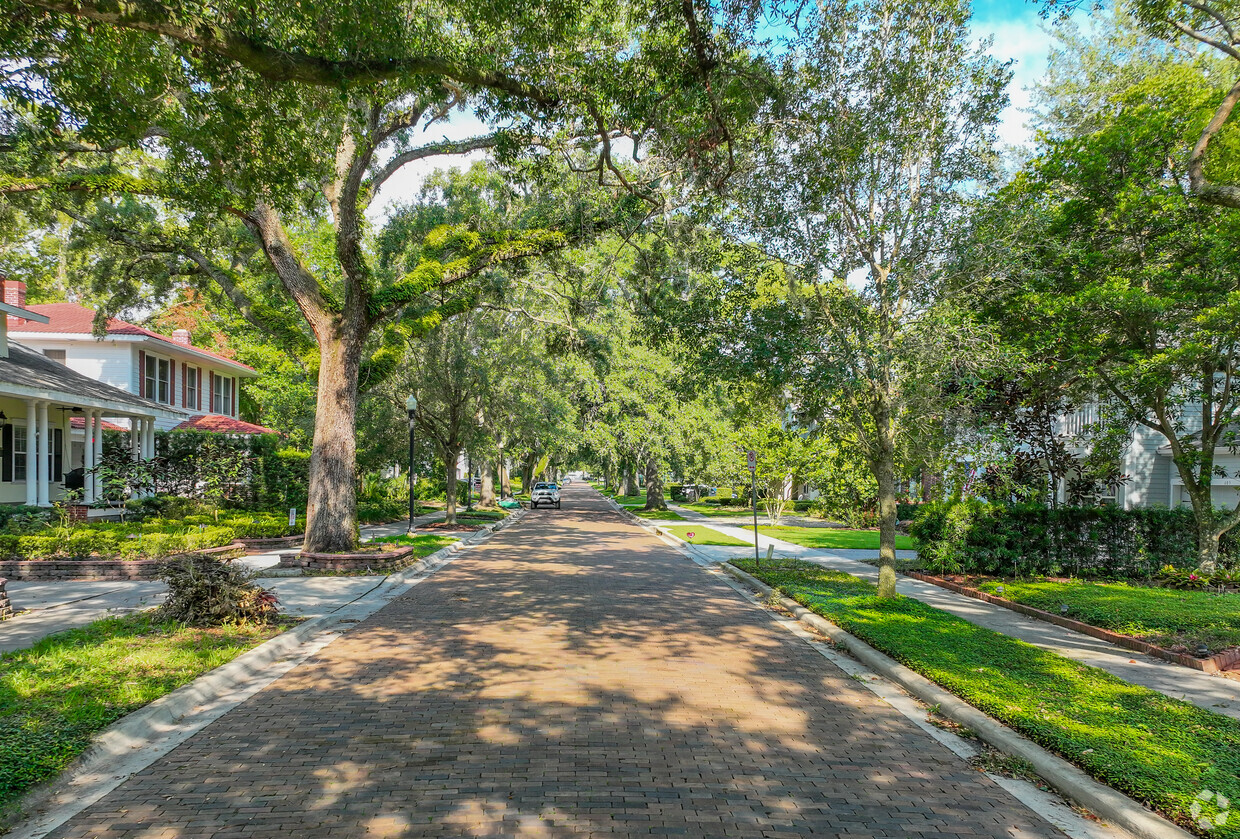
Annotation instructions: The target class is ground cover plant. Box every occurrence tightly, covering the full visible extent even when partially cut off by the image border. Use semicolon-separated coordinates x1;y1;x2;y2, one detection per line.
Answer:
975;579;1240;655
360;534;458;555
630;508;685;521
663;525;751;546
733;559;1240;837
0;511;307;561
680;503;756;518
752;525;915;551
0;614;289;819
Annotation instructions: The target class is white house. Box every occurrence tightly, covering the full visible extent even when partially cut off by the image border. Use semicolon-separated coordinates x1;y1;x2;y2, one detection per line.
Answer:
3;280;272;436
0;295;163;507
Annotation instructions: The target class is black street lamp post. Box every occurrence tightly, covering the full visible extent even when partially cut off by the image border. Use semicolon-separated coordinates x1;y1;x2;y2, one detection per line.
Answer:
405;394;418;535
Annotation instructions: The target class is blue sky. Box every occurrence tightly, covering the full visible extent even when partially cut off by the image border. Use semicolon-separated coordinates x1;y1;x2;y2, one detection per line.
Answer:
369;0;1067;218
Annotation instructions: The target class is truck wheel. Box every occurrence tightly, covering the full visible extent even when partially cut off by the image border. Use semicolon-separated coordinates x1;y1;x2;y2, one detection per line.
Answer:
531;501;538;509
556;501;561;509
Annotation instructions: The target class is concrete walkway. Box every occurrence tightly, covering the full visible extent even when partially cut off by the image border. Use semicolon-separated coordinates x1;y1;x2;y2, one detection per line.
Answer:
0;513;450;654
37;485;1068;839
667;503;1240;722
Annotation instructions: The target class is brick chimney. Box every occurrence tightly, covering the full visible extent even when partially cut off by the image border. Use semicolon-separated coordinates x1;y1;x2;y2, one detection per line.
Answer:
171;329;192;346
2;279;26;327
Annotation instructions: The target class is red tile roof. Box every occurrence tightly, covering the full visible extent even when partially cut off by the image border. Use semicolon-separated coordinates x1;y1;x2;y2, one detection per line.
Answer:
9;303;255;373
68;416;128;431
172;414;277;435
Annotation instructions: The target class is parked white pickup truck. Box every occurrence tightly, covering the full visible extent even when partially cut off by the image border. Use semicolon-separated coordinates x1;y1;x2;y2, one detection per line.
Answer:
530;482;561;509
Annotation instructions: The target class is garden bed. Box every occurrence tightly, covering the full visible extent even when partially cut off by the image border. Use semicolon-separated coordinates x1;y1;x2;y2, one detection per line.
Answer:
0;612;290;820
0;543;247;581
906;573;1240;674
732;559;1240;838
285;534;455;573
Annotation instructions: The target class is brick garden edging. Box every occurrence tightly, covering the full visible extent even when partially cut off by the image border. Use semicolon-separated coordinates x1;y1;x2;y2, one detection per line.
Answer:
906;570;1240;675
0;542;248;581
0;577;12;620
284;545;419;574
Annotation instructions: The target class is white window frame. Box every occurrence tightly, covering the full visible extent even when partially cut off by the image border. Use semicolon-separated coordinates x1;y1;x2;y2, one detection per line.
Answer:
213;374;233;416
13;425;27;482
186;366;198;411
145;355;171;405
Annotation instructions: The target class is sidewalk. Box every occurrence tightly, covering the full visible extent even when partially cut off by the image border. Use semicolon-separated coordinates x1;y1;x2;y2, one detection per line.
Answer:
0;512;449;655
667;502;1240;722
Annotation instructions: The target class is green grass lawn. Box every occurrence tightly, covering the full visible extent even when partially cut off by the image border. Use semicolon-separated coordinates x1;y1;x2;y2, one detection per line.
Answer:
976;579;1240;654
610;493;647;506
364;533;458;554
752;525;915;551
0;614;290;817
663;525;751;546
734;559;1239;838
456;509;507;521
629;507;686;521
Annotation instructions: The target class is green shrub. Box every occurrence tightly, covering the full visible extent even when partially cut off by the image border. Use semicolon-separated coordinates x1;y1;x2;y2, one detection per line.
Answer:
909;501;1235;578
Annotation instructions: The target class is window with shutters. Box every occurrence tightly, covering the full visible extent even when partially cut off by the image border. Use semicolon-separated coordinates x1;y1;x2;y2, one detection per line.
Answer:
186;367;198;410
213;374;233;416
13;425;27;482
144;355;171;404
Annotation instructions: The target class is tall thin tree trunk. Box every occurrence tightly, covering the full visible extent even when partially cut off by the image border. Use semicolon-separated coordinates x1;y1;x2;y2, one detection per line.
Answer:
480;460;496;507
1191;491;1222;572
644;457;666;510
499;457;511;498
521;455;536;495
304;332;363;553
444;447;460;525
873;399;899;598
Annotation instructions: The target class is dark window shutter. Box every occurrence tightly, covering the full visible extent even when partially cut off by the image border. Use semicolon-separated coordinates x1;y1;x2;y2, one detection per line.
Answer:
209;371;215;412
231;377;236;416
53;427;63;481
182;363;187;408
198;368;203;410
168;359;175;406
2;423;12;483
138;350;146;398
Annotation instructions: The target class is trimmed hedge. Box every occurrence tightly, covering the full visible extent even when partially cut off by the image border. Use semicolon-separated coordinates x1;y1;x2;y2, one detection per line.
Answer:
909;500;1237;578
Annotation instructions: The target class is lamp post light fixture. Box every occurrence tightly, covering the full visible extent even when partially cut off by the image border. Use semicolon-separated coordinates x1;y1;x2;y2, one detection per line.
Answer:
405;394;418;535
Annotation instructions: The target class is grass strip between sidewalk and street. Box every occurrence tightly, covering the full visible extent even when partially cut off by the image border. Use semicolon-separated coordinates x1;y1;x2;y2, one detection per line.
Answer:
974;579;1240;654
751;525;916;551
733;559;1239;839
663;525;751;546
0;613;293;817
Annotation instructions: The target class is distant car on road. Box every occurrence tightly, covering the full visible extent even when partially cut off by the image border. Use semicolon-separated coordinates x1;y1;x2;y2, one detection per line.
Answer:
531;482;561;509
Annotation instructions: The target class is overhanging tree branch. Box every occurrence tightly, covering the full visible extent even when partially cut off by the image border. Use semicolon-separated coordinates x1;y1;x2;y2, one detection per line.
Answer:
25;0;561;106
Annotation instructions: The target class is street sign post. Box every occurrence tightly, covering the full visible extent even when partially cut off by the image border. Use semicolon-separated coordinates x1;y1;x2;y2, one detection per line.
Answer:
747;449;759;568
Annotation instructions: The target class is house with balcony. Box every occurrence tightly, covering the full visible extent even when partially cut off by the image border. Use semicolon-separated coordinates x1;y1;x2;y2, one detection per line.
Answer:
1055;403;1239;511
2;280;272;437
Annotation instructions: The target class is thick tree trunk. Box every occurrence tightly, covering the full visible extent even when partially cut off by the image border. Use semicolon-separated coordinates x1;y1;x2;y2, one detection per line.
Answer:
304;332;364;553
521;455;536;495
643;457;666;510
873;400;899;598
480;460;496;507
444;447;460;525
1188;490;1222;572
621;462;637;497
499;458;511;498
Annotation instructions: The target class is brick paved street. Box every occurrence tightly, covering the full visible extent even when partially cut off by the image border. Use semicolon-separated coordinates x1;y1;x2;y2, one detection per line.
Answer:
47;486;1066;838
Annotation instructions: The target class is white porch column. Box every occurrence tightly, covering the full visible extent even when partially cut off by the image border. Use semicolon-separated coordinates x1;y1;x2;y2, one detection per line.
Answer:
36;401;50;507
93;412;104;503
129;418;140;460
145;418;156;461
23;400;36;506
82;409;95;504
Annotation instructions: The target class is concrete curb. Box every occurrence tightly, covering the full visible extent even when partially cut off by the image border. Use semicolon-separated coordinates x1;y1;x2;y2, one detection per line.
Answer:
4;507;527;839
717;560;1195;839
